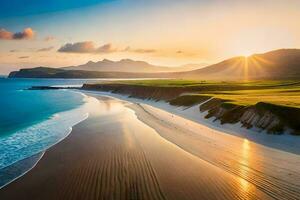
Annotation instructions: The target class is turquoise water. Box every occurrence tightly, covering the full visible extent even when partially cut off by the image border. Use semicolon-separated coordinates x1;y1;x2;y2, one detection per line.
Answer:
0;78;85;136
0;78;96;187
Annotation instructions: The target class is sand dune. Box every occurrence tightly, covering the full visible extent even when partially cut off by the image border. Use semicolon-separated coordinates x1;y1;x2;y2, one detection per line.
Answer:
0;95;292;199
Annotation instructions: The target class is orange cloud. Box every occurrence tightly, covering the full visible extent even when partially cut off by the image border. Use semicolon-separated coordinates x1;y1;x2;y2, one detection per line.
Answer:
0;29;12;39
0;28;35;40
125;46;157;53
58;41;96;53
97;43;117;53
58;42;117;53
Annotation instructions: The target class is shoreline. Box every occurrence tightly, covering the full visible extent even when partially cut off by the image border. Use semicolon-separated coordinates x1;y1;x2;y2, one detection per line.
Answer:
0;91;92;189
0;94;299;199
4;89;298;192
0;152;44;190
82;90;300;155
0;94;276;200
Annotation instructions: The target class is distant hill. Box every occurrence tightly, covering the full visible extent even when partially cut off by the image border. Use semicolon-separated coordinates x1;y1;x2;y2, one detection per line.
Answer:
62;59;205;73
8;49;300;79
180;49;300;79
8;67;170;79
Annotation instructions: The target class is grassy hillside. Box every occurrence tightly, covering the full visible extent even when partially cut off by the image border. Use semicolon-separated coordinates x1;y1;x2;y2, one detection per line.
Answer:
101;79;300;108
180;49;300;80
83;79;300;134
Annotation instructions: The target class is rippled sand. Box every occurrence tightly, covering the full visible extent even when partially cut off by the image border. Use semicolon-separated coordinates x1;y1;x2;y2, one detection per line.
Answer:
131;103;300;200
0;95;299;200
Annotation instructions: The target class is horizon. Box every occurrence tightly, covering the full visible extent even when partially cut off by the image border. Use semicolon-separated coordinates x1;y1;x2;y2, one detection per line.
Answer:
2;46;300;76
1;0;300;74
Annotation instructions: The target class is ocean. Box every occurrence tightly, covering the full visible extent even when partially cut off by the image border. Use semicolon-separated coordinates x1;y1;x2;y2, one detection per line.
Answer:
0;77;97;188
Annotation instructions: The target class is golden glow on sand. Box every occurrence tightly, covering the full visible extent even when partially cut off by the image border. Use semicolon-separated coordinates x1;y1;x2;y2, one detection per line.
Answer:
239;139;251;194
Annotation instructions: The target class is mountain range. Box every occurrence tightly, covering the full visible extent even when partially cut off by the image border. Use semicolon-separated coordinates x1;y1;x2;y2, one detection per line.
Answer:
62;59;206;73
8;49;300;80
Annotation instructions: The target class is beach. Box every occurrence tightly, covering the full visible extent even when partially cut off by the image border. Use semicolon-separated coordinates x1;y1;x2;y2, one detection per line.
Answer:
1;94;299;200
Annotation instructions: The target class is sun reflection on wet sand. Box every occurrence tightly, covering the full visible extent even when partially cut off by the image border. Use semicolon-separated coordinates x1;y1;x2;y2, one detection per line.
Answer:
239;139;252;196
124;102;300;199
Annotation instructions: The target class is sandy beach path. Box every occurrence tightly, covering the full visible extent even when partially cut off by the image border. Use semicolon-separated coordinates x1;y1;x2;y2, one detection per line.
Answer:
0;95;281;200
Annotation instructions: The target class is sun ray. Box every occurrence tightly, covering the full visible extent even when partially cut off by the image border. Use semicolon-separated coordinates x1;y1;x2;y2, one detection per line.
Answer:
254;55;274;66
249;56;266;77
221;57;245;78
243;56;249;81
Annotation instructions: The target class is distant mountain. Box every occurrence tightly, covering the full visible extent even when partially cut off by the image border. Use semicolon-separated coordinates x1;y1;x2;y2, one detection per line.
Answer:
8;49;300;80
62;59;205;73
180;49;300;79
8;67;170;79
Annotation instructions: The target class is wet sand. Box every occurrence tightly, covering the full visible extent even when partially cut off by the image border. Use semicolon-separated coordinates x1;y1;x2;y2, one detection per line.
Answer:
130;103;300;200
0;95;297;200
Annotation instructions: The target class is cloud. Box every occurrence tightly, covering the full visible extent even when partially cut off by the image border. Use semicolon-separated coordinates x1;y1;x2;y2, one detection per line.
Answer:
0;29;12;40
18;56;30;59
37;46;54;52
58;42;118;54
132;48;156;53
123;46;156;54
58;41;96;53
96;43;117;53
58;41;157;54
13;28;35;39
44;36;55;41
0;28;35;40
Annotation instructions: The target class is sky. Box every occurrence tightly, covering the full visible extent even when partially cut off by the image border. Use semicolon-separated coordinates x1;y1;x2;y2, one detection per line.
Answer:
0;0;300;74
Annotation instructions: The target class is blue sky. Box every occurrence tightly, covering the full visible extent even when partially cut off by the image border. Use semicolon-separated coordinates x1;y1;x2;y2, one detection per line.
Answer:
0;0;114;18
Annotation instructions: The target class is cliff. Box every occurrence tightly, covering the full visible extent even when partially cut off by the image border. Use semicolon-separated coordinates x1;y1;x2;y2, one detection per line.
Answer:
82;83;300;135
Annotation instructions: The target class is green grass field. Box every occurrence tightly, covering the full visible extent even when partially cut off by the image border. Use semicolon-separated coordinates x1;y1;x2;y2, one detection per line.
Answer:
106;79;300;108
202;88;300;108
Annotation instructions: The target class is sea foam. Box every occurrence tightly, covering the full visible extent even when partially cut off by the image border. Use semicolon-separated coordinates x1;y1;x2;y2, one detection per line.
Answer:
0;92;94;188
